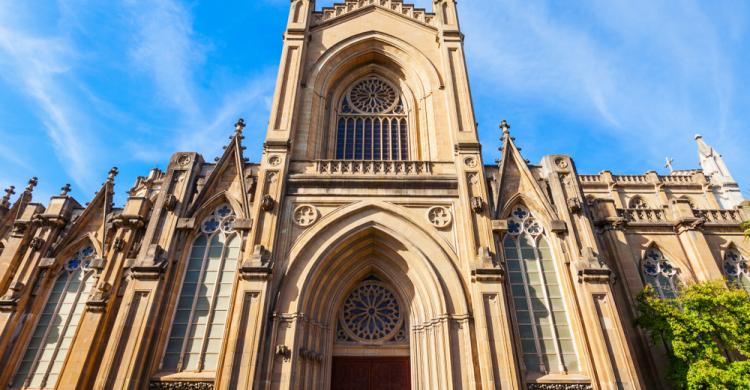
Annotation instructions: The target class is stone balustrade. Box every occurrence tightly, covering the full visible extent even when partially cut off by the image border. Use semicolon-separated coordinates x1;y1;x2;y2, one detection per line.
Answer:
619;208;669;224
693;209;744;224
312;0;436;26
315;160;433;176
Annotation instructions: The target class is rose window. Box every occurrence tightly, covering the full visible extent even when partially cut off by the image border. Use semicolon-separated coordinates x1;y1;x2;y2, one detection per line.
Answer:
339;280;404;343
348;77;399;114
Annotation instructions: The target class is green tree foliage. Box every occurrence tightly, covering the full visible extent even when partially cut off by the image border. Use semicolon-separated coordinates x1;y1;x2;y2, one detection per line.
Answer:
743;220;750;238
636;281;750;389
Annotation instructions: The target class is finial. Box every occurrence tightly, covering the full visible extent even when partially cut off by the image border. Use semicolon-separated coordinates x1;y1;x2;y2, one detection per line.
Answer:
26;177;38;192
694;134;702;140
500;120;511;136
107;167;119;182
2;185;15;206
60;184;72;196
665;157;674;173
235;118;246;133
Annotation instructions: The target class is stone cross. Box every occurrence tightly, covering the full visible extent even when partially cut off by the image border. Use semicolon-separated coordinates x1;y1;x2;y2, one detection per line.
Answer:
665;157;674;173
60;184;72;196
2;185;15;207
26;177;38;192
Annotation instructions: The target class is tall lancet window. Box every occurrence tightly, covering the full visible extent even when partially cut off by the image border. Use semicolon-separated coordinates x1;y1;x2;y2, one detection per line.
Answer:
335;76;409;161
12;245;97;389
641;247;679;299
162;204;239;372
502;206;579;374
723;248;750;293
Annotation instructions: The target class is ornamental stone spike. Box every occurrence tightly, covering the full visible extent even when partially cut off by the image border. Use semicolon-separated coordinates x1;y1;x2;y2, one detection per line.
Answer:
1;185;15;208
26;177;38;192
500;119;511;136
235;118;246;134
107;167;119;182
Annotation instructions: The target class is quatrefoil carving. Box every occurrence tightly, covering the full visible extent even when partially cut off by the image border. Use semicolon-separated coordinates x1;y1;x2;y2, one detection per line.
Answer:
427;206;452;229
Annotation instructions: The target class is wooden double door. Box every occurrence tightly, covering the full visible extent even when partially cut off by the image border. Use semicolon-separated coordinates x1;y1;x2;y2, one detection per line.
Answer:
331;356;410;390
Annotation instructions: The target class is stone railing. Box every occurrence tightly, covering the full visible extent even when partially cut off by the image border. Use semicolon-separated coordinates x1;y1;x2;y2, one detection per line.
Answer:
693;209;744;224
619;208;669;224
312;0;436;26
661;175;694;185
315;160;432;176
578;175;601;184
614;175;649;184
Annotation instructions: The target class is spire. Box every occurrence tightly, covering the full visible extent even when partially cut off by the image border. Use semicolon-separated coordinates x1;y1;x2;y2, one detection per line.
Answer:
694;134;744;209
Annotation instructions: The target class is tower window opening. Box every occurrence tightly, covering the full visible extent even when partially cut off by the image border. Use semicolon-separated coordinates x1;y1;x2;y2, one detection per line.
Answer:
335;76;409;161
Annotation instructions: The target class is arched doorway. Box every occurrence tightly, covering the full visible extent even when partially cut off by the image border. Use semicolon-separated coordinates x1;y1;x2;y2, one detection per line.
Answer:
331;275;410;390
267;201;475;389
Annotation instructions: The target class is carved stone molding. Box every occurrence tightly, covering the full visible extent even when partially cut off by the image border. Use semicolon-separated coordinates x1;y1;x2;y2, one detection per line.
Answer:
261;194;275;211
470;196;484;213
426;206;452;229
29;237;44;251
528;384;592;390
0;281;24;311
131;244;166;279
293;204;319;227
149;381;214;390
240;245;272;280
86;282;111;312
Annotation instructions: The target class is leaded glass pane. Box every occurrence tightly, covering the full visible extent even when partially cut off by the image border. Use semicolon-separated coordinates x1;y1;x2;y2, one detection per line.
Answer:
503;206;579;374
334;76;409;160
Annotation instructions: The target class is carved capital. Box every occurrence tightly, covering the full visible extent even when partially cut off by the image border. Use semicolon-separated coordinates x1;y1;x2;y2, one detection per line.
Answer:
470;196;484;213
261;194;275;211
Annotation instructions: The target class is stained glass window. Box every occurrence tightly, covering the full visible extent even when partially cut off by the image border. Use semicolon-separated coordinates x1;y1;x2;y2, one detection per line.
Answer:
502;206;579;374
336;277;407;345
723;248;750;293
641;248;679;299
334;77;409;161
12;245;97;389
162;204;239;372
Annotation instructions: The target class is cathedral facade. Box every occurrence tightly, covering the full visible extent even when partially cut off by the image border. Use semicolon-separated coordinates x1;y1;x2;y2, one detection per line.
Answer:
0;1;748;389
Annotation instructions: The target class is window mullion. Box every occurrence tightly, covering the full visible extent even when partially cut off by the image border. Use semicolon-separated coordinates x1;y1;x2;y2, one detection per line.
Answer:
177;234;211;372
533;239;566;373
26;272;72;388
515;237;544;373
42;271;89;388
198;235;230;371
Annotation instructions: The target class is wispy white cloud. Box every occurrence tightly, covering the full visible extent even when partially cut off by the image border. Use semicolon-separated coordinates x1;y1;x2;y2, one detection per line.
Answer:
125;0;205;121
0;4;98;191
461;0;748;181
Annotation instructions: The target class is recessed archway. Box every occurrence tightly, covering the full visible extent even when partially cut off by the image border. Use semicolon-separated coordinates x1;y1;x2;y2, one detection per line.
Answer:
266;201;474;389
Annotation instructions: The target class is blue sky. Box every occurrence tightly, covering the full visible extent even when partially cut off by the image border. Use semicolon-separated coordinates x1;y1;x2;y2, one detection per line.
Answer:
0;0;748;205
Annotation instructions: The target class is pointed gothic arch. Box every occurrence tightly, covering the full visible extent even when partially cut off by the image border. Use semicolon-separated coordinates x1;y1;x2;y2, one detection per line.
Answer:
268;201;473;389
11;241;98;389
300;31;444;160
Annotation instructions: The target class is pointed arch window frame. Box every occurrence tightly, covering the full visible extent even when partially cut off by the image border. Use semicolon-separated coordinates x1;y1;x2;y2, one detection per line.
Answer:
160;203;240;374
640;246;681;299
331;75;412;161
501;205;580;375
723;247;750;294
11;245;98;389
